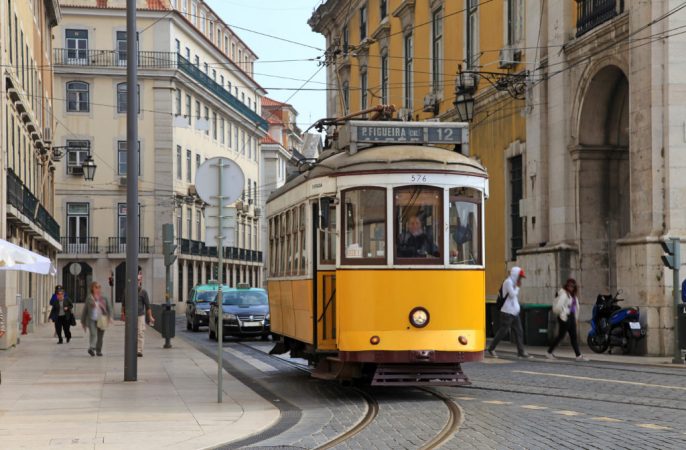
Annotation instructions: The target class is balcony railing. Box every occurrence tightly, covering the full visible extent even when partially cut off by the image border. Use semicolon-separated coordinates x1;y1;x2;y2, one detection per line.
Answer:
576;0;624;37
53;49;177;69
177;240;260;263
60;237;99;254
53;49;268;131
6;169;60;242
107;237;150;254
177;54;268;131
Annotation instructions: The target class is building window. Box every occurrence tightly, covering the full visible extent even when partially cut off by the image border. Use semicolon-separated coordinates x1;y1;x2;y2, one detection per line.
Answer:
196;207;201;240
360;68;368;111
66;140;90;176
175;89;182;115
175;39;180;54
466;0;479;68
116;83;140;114
118;141;141;176
65;29;88;62
507;0;523;46
212;112;217;140
186;149;192;182
404;33;413;109
380;53;389;104
212;69;216;81
227;123;232;147
342;25;349;54
66;81;90;112
220;117;225;144
177;208;183;239
204;106;209;135
509;155;523;260
220;74;224;86
176;146;182;179
432;7;443;93
204;62;208;74
186;207;192;240
67;203;89;242
117;203;140;242
380;0;387;19
185;47;190;60
185;94;192;124
194;55;200;67
359;5;367;41
342;81;349;114
195;100;201;121
200;10;206;33
196;154;200;173
116;31;127;65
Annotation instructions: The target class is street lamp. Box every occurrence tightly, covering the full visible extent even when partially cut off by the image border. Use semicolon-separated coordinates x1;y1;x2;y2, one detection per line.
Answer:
454;93;475;123
82;155;97;181
454;66;478;123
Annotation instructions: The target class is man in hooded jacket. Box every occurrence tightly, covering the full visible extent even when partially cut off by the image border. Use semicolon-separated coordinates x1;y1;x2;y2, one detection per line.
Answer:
487;267;532;358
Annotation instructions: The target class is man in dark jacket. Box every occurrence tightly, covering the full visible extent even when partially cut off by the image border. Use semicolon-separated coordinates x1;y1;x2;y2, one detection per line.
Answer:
49;286;74;344
397;215;439;258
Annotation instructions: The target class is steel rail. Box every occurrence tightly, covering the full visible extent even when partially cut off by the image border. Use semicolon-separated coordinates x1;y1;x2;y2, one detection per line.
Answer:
419;387;463;449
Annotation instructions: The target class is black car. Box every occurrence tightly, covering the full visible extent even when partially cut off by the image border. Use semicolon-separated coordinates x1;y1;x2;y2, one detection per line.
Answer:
208;286;270;340
186;283;229;331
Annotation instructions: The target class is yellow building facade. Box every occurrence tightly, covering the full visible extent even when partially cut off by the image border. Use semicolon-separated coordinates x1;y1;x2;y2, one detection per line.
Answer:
310;0;526;297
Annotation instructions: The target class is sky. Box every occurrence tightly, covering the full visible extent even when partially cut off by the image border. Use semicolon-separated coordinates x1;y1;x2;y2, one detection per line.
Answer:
206;0;328;131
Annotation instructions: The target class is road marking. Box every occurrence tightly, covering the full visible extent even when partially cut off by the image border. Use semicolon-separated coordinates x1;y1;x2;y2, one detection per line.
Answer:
224;346;279;373
554;410;582;416
637;424;671;430
591;417;623;423
514;370;686;391
455;396;476;401
483;400;512;405
520;405;548;410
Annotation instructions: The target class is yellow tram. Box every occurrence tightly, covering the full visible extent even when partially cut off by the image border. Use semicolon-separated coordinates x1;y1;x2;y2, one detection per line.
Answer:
266;119;488;386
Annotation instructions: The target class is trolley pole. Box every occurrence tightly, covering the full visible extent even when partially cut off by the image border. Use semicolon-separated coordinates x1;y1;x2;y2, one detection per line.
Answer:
124;0;139;382
216;159;225;403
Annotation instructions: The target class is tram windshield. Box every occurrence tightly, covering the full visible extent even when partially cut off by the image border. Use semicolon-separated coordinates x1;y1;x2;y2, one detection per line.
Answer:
342;188;386;263
449;187;482;265
394;186;442;263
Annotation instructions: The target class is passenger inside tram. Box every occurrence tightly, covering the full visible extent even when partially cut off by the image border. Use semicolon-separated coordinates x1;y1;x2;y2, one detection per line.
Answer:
397;215;440;258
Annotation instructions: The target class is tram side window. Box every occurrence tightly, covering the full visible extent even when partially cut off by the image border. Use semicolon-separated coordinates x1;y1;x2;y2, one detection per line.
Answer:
394;186;442;263
342;188;386;263
299;204;307;274
449;187;482;265
320;202;337;265
269;217;275;276
292;207;299;275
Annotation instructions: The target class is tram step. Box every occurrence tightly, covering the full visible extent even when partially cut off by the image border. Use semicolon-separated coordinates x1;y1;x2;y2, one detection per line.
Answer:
372;364;471;387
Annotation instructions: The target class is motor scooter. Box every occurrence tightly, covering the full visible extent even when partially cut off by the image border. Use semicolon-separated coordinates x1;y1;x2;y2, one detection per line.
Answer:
587;291;646;354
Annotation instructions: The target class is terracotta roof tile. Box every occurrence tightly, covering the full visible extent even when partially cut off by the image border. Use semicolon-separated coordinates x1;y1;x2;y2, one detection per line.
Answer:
261;135;280;145
262;97;291;108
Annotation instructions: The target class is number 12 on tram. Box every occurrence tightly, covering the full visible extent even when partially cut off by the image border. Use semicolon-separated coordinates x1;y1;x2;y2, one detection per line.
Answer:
266;121;488;386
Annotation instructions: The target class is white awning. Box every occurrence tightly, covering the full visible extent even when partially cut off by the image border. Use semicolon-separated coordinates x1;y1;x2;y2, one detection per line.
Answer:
0;239;56;276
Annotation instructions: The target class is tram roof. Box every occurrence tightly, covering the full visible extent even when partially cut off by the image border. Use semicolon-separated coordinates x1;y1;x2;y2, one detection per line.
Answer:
269;145;488;201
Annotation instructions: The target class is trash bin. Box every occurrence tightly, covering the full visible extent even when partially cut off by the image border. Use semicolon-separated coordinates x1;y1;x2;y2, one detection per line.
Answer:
679;303;686;350
150;303;175;339
521;304;552;346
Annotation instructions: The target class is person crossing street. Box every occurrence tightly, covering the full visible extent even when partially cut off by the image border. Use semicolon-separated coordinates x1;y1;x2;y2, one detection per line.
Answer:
487;267;532;359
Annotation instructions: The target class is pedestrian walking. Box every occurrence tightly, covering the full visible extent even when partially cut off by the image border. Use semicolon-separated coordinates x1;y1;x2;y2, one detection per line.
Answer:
81;281;113;357
487;267;532;359
122;266;155;357
547;279;589;362
49;286;74;344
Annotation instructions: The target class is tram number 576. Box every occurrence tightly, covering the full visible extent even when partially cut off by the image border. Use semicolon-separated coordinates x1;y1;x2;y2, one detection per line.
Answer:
410;174;428;183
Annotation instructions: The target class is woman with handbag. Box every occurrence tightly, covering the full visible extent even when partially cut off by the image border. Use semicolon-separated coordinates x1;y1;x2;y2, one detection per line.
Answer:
81;281;113;357
547;278;589;362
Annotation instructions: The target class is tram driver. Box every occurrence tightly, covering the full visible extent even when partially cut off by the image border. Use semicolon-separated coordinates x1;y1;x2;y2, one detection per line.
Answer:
397;215;440;258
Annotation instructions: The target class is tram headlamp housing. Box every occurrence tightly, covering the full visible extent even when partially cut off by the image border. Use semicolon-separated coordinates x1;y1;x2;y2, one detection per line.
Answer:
409;307;430;328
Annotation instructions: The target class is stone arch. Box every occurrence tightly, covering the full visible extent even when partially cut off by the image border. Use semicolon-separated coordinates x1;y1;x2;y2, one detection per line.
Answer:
573;65;630;297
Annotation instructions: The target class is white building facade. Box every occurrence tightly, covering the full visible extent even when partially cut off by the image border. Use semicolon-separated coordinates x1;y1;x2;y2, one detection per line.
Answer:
519;1;686;355
53;0;266;311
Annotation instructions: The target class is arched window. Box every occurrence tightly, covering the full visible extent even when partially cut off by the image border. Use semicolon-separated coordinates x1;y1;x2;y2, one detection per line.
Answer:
66;81;89;112
117;82;140;114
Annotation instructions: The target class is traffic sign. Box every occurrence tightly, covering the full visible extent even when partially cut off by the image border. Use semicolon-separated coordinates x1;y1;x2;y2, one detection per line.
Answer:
195;157;245;206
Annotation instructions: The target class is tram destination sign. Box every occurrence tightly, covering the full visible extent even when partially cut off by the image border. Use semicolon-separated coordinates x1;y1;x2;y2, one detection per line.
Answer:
348;120;468;146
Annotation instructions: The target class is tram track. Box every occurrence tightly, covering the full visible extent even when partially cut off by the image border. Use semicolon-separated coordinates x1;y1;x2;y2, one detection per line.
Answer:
238;341;461;449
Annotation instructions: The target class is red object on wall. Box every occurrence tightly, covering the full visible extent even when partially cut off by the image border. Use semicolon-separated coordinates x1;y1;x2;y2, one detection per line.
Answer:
21;309;32;335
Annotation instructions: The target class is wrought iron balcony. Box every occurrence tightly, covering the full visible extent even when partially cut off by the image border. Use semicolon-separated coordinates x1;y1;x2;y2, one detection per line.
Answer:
53;49;177;69
60;237;99;254
176;54;268;131
107;237;150;254
576;0;625;37
6;169;60;242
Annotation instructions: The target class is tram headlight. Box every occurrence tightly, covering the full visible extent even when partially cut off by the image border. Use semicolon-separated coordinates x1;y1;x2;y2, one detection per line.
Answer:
409;307;430;328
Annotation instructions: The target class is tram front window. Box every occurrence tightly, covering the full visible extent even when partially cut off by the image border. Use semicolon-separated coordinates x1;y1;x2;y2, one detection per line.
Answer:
342;187;386;263
449;187;482;265
395;186;442;263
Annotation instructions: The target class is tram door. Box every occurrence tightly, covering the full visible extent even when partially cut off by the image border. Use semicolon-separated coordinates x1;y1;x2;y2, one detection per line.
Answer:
315;201;337;351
